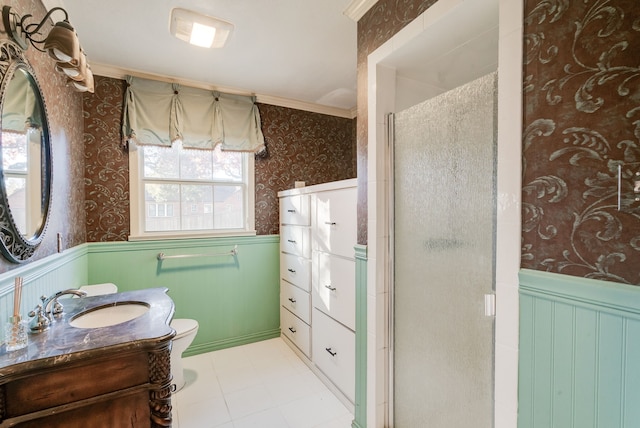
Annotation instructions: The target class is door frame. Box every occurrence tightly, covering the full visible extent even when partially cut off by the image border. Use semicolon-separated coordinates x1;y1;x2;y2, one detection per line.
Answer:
364;1;523;427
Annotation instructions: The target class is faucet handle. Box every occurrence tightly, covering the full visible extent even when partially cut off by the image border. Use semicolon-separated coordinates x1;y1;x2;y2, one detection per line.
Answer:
51;299;64;316
28;304;50;332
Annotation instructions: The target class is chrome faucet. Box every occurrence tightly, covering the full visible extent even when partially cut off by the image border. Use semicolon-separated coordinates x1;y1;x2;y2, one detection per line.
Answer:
28;289;87;332
43;289;88;316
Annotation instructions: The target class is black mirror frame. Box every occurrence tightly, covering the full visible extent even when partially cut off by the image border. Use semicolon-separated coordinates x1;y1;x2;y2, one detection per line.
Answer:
0;40;52;263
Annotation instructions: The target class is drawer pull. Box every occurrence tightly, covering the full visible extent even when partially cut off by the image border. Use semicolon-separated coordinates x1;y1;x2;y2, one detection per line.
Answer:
287;209;296;213
287;239;296;244
325;347;337;357
325;285;337;291
288;327;297;334
287;268;296;273
288;297;297;303
325;221;337;226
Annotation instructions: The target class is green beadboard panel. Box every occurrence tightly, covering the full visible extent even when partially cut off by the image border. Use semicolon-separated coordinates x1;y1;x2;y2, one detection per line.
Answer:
0;245;89;330
86;235;281;355
352;244;367;428
519;269;640;428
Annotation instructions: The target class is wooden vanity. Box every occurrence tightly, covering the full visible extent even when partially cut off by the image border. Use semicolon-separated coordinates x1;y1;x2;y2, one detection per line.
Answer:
0;288;175;427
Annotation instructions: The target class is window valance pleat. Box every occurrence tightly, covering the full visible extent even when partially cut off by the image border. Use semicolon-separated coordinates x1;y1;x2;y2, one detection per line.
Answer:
123;76;265;153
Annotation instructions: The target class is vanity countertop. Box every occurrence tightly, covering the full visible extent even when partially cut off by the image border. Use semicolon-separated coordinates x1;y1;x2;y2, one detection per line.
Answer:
0;287;175;377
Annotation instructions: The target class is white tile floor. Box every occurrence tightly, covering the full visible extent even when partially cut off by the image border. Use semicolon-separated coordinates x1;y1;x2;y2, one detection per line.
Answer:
171;337;353;428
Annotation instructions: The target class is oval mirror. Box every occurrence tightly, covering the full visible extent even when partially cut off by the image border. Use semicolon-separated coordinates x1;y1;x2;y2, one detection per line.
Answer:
0;41;51;262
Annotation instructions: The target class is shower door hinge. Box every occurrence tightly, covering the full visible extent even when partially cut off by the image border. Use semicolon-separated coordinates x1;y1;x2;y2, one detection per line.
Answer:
484;294;496;317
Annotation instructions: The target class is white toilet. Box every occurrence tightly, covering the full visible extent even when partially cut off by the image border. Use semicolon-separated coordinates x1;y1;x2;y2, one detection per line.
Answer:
169;318;199;391
78;283;199;392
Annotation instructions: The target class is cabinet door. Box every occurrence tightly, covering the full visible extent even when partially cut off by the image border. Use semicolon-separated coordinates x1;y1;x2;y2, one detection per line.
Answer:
281;280;311;324
312;308;355;403
281;307;311;357
314;187;356;258
280;195;310;225
280;225;310;257
313;252;355;330
280;252;311;291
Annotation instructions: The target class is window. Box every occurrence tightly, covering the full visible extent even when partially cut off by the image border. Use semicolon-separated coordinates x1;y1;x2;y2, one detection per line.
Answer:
129;140;255;240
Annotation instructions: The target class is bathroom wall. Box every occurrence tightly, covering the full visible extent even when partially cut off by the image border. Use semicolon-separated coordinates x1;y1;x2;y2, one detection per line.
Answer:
0;0;87;274
522;0;640;284
355;0;438;245
82;76;356;241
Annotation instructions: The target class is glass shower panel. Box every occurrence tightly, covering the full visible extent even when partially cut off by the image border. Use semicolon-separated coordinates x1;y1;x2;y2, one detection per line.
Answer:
393;72;497;427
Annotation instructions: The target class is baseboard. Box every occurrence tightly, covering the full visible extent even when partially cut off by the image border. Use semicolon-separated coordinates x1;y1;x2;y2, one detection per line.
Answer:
182;328;281;357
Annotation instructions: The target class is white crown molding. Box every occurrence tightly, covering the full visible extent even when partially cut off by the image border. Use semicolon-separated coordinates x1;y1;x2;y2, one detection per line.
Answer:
90;62;355;119
343;0;377;22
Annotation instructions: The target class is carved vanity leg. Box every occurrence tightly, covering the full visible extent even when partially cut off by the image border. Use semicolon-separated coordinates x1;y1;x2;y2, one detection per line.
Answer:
149;342;173;427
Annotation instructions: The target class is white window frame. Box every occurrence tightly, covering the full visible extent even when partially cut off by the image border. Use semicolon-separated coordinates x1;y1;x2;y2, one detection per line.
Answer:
128;141;256;241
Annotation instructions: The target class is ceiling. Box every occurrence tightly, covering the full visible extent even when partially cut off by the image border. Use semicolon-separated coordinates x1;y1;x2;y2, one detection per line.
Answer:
44;0;358;115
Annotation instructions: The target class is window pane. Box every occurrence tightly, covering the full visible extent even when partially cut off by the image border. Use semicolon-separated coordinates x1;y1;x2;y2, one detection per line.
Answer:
143;145;179;179
2;132;27;172
180;147;213;180
212;146;242;181
5;177;26;233
214;185;243;229
181;184;214;230
145;183;180;231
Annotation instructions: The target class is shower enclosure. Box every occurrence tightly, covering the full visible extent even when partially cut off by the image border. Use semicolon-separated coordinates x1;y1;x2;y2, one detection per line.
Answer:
392;72;497;427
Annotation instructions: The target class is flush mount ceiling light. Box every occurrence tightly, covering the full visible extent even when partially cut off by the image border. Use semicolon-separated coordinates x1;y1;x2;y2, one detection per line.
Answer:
169;8;233;49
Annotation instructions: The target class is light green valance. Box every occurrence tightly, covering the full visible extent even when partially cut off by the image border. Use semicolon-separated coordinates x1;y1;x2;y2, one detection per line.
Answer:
122;76;265;153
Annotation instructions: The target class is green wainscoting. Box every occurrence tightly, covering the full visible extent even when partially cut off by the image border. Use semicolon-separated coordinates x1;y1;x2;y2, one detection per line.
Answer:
352;245;367;428
519;269;640;428
0;245;89;327
86;235;281;356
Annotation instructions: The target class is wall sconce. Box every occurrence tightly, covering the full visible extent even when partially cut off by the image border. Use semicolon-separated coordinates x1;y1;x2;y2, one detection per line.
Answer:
2;6;94;93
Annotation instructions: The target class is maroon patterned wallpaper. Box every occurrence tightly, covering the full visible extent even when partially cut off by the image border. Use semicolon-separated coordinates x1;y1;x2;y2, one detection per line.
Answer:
0;0;85;272
255;104;356;235
356;0;439;245
82;77;356;241
522;0;640;284
83;76;129;242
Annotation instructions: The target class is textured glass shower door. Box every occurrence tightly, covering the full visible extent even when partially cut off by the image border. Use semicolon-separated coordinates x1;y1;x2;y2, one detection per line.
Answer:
393;72;496;427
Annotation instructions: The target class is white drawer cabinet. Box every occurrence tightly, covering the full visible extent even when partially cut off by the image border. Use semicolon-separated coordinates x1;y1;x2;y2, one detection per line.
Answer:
281;280;311;324
280;225;311;258
279;179;356;408
312;308;356;403
280;195;310;226
280;253;311;291
281;307;311;357
313;252;356;330
314;187;357;258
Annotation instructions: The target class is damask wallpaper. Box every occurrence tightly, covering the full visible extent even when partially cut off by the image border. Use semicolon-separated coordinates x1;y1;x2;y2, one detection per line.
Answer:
82;77;356;241
83;76;129;242
356;0;439;245
522;0;640;284
0;0;86;272
255;104;356;235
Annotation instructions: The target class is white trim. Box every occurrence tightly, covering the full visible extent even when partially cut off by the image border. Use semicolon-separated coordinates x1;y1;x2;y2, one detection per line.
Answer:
91;62;356;119
343;0;377;22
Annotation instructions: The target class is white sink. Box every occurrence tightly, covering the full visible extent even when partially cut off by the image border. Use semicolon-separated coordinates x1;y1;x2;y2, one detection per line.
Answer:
69;302;150;329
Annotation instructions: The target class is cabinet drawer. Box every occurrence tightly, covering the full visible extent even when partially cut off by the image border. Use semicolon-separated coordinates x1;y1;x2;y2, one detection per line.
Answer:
280;226;310;257
312;308;355;403
313;252;355;330
281;307;311;357
280;195;310;225
315;187;356;258
281;280;311;324
280;252;311;291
